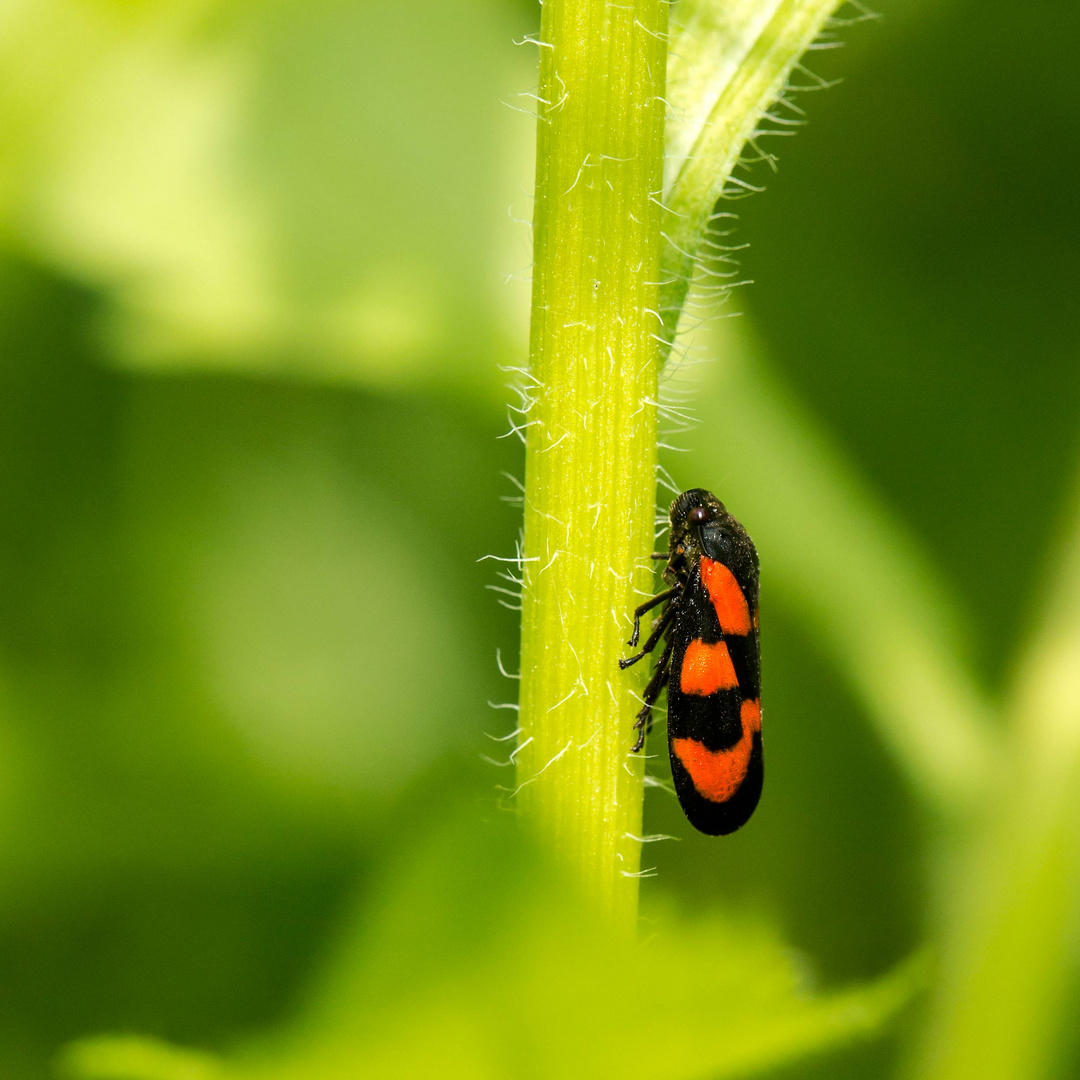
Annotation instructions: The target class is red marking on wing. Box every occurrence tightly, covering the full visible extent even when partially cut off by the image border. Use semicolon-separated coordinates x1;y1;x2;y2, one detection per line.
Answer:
680;639;738;696
700;558;752;636
741;697;761;734
672;698;761;803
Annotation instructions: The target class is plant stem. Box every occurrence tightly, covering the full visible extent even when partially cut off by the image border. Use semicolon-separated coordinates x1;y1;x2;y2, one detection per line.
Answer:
515;0;668;928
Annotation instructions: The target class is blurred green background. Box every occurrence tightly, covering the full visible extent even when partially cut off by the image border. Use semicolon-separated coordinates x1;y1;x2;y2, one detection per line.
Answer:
0;0;1078;1077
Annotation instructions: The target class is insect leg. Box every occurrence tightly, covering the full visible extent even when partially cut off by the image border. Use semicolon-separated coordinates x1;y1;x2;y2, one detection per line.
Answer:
632;639;673;752
627;587;677;647
649;552;669;560
620;601;676;668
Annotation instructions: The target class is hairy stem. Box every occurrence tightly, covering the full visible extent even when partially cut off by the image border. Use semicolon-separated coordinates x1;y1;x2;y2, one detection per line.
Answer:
515;0;668;927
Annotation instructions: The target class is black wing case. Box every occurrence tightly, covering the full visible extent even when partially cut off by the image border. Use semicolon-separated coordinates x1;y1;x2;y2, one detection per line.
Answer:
666;560;762;836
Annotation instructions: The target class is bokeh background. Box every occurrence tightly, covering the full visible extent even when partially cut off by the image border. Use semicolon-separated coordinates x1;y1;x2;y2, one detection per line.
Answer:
1;0;1078;1077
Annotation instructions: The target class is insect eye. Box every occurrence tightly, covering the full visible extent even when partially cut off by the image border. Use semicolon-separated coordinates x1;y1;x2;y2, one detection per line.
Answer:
688;506;710;525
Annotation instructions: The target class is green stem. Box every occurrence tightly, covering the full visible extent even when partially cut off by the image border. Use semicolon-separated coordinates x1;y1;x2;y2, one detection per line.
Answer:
515;0;668;928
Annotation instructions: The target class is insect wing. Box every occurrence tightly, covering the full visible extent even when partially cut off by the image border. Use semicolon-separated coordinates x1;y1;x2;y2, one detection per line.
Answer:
666;558;762;836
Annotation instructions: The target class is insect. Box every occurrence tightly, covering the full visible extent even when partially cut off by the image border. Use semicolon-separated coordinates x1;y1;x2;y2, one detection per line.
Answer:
620;488;762;835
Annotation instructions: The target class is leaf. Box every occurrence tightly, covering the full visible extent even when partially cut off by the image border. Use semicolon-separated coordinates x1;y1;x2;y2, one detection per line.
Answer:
63;812;922;1080
659;0;855;350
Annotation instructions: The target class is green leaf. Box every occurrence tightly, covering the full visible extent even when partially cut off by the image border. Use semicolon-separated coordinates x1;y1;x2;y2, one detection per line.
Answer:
659;0;854;351
62;813;921;1080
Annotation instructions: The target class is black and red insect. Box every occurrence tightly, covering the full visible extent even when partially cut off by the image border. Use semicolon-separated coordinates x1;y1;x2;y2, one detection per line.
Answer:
620;488;762;836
